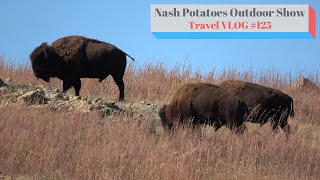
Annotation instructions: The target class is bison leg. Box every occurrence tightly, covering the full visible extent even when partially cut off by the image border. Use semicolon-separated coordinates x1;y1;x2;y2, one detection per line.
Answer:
235;124;246;134
273;110;291;134
228;122;246;134
281;123;291;134
213;122;222;131
62;80;72;94
111;74;125;101
260;121;267;127
279;114;291;135
271;120;280;133
73;79;82;96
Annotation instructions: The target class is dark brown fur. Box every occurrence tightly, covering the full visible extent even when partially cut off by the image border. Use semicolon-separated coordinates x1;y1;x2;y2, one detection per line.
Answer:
30;36;135;100
159;83;248;134
219;80;294;134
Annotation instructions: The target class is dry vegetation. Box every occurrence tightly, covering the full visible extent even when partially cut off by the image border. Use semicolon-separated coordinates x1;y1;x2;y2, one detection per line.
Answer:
0;57;320;179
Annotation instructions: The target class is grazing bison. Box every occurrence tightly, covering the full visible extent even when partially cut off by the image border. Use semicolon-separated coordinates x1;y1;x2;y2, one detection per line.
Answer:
159;83;248;134
30;35;135;101
219;80;294;134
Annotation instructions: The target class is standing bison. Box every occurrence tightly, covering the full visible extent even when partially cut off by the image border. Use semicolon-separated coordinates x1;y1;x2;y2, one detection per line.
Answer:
159;83;248;134
30;35;135;101
219;80;294;134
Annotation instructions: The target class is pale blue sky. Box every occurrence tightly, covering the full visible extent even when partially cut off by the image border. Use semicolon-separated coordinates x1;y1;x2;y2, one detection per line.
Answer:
0;0;319;74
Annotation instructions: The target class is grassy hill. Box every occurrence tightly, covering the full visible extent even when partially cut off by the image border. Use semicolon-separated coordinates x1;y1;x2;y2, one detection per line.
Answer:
0;57;320;179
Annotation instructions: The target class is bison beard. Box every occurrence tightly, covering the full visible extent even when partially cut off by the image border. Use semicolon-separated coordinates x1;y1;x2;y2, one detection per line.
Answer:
159;83;248;134
30;36;135;101
219;80;294;134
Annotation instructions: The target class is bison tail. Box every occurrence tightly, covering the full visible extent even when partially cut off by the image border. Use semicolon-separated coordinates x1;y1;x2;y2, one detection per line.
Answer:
124;52;135;61
290;99;295;117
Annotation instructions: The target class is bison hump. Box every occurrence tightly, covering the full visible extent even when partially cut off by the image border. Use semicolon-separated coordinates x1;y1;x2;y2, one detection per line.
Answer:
51;36;88;63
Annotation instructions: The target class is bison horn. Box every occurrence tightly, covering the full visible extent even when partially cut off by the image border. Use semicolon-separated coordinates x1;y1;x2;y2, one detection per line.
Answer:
43;49;47;59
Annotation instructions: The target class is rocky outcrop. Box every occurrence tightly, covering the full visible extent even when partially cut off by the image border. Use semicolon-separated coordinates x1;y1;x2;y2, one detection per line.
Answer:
0;80;160;122
290;77;319;91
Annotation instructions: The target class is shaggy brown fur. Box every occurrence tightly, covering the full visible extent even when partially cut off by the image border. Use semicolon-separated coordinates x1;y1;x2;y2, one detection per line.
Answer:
219;80;294;134
30;35;135;100
51;36;88;63
159;83;248;134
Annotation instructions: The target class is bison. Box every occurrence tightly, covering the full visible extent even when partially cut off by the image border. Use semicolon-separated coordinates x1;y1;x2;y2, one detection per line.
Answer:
219;80;294;134
159;83;248;134
30;35;135;101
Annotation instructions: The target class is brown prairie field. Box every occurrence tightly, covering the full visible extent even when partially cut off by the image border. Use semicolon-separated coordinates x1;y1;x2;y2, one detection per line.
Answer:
0;57;320;179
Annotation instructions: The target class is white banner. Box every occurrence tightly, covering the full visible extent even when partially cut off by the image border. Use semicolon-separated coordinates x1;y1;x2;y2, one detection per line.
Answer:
151;4;316;39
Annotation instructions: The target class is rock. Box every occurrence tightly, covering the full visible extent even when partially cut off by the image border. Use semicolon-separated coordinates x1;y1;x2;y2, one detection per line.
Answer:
46;92;63;100
105;101;123;111
148;103;158;108
5;78;11;83
90;104;107;111
0;78;8;87
20;90;47;104
35;84;46;89
98;108;112;118
54;93;64;100
86;100;92;104
92;97;102;105
290;77;319;91
95;100;103;106
70;96;81;101
107;101;116;105
0;86;8;93
97;107;121;118
90;101;126;118
53;102;65;109
63;95;69;101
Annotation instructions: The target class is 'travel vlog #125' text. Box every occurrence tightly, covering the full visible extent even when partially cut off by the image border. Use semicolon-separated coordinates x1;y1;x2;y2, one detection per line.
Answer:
188;21;272;30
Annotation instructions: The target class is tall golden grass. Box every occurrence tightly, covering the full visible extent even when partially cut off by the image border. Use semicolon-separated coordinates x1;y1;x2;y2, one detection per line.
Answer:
0;57;320;179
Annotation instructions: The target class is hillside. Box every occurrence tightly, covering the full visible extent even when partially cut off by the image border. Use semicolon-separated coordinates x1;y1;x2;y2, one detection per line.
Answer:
0;58;320;179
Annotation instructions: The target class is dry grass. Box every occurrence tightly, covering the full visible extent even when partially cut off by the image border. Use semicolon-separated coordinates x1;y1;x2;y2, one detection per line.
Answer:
0;57;320;179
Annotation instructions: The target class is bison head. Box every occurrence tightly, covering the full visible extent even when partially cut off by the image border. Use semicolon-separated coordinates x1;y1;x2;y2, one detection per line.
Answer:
30;42;59;82
159;105;173;130
159;105;166;120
